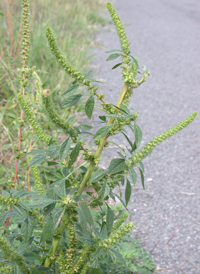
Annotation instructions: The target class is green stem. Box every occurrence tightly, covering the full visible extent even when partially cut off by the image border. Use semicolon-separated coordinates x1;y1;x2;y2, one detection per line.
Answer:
42;83;129;271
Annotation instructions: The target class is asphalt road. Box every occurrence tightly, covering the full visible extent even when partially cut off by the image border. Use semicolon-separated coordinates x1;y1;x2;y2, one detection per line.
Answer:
91;0;200;273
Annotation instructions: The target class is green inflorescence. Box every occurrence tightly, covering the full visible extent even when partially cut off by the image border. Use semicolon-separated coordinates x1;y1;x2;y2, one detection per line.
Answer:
31;165;44;195
111;211;129;233
0;196;18;206
0;236;30;274
101;222;134;248
126;112;197;167
18;93;53;144
42;89;78;141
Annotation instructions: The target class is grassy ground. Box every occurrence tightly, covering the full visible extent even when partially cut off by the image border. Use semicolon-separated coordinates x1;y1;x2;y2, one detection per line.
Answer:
0;0;108;186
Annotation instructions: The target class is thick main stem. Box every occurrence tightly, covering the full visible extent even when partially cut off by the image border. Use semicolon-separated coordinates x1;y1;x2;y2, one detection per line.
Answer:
42;83;129;271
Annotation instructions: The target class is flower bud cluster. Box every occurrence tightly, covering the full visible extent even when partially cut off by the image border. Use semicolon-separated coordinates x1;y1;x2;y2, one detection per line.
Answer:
18;93;52;144
42;90;78;142
126;112;197;166
100;222;134;248
0;263;14;274
83;151;99;165
73;246;92;274
0;196;18;206
32;71;43;105
31;165;44;195
0;236;30;274
21;0;30;69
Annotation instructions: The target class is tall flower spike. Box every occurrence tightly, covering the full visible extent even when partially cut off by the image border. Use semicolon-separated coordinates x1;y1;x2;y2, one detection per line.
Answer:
18;93;53;144
31;165;44;195
107;2;131;83
101;222;134;248
21;0;30;69
126;112;197;167
42;89;78;141
0;236;30;274
45;27;97;91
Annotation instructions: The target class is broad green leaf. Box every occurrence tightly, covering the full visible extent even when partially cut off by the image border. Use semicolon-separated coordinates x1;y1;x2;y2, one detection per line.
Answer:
21;216;34;242
29;198;55;209
59;138;70;161
125;179;131;206
112;62;122;69
111;192;126;208
0;212;8;226
78;124;93;130
62;84;79;96
94;125;111;139
129;167;137;186
139;161;144;172
12;205;27;218
40;215;54;243
62;94;82;108
53;178;66;198
106;53;121;61
100;222;107;239
107;158;126;175
121;132;134;151
110;247;126;264
29;155;47;166
106;205;114;234
105;49;122;53
85;95;94;119
79;203;94;226
83;69;93;77
90;170;107;184
78;207;87;235
17;241;29;256
7;112;17;119
134;123;142;149
102;182;110;200
26;149;47;155
70;143;80;165
138;167;145;189
99;116;106;122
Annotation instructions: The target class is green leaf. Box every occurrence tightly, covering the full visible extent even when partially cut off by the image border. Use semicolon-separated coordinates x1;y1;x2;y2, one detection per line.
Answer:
62;94;82;108
107;158;126;175
12;205;27;218
94;125;111;139
110;247;126;264
78;207;87;235
102;182;110;200
134;123;142;149
62;84;79;96
59;138;70;161
0;212;8;226
129;167;137;186
40;215;54;243
112;62;122;69
105;49;122;53
78;124;93;130
139;161;144;172
79;203;94;226
85;95;94;119
26;149;47;155
106;53;121;61
21;216;34;242
83;69;93;77
7;112;17;119
125;179;131;206
29;198;55;209
70;143;80;165
130;55;139;68
99;116;106;122
121;132;134;151
138;167;145;189
90;170;107;184
29;155;47;166
100;222;107;239
106;205;114;234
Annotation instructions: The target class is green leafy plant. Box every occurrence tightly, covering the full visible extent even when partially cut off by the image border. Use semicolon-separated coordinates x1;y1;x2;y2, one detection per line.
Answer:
0;1;197;273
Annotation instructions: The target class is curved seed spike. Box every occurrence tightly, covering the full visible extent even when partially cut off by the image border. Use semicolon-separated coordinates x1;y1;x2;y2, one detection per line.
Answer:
31;165;44;195
127;112;197;166
18;93;53;144
42;90;78;141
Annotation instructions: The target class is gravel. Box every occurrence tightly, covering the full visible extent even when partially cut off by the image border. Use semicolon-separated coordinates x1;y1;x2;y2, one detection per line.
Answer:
90;0;200;273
